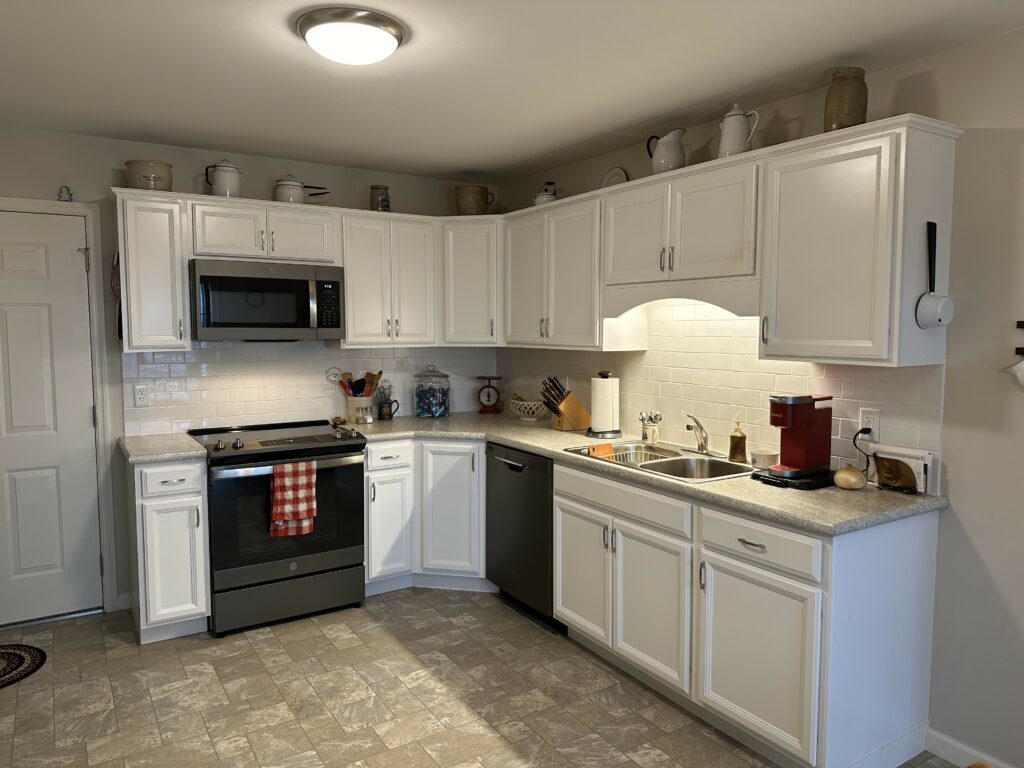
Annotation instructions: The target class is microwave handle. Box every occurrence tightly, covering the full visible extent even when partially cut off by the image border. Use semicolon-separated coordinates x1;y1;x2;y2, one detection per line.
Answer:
309;280;318;329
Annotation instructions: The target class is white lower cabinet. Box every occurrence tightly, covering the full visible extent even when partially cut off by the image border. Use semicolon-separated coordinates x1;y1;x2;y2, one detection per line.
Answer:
142;496;207;624
554;479;692;694
696;549;822;763
419;442;482;574
366;467;414;580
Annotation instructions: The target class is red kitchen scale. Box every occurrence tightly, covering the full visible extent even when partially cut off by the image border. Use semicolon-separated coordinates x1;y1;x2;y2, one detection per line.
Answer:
476;376;502;414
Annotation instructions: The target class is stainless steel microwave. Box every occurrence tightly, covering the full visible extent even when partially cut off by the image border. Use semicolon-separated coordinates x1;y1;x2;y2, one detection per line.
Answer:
189;259;344;341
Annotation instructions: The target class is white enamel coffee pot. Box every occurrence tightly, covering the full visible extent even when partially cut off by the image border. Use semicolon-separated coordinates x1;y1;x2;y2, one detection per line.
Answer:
717;104;759;158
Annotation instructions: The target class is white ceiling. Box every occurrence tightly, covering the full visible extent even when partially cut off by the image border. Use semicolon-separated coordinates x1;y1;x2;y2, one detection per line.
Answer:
3;0;1022;180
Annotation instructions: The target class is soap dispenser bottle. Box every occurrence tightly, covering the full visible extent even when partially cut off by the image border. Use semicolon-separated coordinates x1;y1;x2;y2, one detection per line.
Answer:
729;422;747;463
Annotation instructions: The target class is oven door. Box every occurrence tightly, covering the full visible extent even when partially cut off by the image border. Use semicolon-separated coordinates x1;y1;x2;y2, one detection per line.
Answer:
190;258;317;341
208;454;364;591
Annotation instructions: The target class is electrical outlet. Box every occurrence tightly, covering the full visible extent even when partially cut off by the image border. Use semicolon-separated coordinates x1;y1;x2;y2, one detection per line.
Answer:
859;407;880;440
133;384;149;408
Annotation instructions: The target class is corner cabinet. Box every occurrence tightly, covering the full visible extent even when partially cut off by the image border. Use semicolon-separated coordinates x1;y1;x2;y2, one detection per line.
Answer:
442;220;500;344
759;119;961;365
505;199;600;348
344;216;436;346
117;195;189;351
419;442;483;575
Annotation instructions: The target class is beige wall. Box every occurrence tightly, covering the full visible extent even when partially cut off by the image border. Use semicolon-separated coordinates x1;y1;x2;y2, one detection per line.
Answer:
503;29;1024;766
0;125;496;215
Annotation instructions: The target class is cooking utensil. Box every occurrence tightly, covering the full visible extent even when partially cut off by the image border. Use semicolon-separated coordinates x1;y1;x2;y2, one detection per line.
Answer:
204;159;242;197
915;221;955;328
275;174;331;203
350;378;366;396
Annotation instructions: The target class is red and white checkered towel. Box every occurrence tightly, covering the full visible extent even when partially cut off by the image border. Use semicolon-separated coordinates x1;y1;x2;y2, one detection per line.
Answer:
270;461;317;537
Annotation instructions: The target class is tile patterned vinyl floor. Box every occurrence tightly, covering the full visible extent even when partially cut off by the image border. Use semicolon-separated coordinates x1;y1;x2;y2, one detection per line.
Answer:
1;588;954;768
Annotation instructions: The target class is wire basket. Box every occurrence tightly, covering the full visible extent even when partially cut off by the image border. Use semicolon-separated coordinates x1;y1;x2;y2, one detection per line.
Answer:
508;400;548;421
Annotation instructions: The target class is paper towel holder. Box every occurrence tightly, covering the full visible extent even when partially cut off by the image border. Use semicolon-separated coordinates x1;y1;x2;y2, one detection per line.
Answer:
586;370;623;439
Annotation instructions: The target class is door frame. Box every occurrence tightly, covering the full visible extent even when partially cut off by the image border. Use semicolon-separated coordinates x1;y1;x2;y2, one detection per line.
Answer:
0;197;122;613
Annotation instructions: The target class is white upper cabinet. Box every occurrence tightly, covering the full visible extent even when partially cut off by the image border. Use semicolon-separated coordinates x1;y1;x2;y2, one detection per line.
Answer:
419;442;482;575
505;212;547;344
546;200;601;347
119;196;188;351
343;216;392;345
442;221;499;344
759;119;960;365
391;220;436;345
760;134;896;361
343;216;435;346
603;183;671;285
506;201;601;349
266;208;337;263
669;164;757;280
192;202;267;257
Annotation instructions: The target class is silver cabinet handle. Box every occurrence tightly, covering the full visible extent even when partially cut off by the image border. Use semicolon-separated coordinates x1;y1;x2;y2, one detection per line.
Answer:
394;317;399;338
545;318;550;338
659;246;666;271
371;482;376;502
699;561;706;590
668;246;675;271
494;455;526;470
178;319;183;340
160;478;186;486
381;454;400;460
602;525;609;549
539;317;544;338
261;229;266;251
738;537;767;552
271;230;276;253
386;318;391;338
490;318;495;337
761;316;768;344
471;452;475;472
611;528;617;553
194;506;200;528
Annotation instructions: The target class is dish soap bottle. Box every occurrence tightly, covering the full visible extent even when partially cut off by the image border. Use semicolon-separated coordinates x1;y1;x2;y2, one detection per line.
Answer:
729;422;747;463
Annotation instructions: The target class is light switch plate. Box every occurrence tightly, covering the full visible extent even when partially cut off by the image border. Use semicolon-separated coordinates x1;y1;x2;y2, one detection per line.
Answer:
133;384;148;408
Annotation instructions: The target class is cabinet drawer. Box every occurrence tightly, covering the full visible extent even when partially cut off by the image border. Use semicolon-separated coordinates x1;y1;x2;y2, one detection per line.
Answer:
701;507;822;581
366;441;414;471
140;463;203;498
554;465;691;538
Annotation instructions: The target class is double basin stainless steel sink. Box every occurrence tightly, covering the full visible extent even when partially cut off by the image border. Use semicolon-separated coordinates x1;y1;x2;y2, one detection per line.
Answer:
565;441;751;483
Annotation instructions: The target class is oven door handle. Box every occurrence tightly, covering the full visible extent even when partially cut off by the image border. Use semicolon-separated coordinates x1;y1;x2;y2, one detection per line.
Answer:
210;454;364;480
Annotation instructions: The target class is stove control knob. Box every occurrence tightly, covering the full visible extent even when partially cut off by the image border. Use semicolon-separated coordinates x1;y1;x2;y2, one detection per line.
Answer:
214;440;225;451
232;438;245;450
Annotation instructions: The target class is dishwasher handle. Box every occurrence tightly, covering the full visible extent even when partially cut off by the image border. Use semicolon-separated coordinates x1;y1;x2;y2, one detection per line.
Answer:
493;455;527;472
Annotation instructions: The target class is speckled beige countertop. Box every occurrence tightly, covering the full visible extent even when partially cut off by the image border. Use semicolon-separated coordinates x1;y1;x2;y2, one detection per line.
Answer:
119;434;207;465
117;414;947;536
359;413;947;537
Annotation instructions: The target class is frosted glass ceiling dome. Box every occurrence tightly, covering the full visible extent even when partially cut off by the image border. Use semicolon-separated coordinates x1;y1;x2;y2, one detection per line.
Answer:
297;7;406;66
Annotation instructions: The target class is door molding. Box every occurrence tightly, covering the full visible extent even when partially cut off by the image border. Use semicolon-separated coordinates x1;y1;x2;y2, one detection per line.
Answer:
0;197;122;612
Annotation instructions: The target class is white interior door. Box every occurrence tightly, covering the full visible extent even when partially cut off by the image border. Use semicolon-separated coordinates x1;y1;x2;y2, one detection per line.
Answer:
0;211;102;624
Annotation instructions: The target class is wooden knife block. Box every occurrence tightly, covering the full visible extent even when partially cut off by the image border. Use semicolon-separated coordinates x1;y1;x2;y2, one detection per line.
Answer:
552;392;592;431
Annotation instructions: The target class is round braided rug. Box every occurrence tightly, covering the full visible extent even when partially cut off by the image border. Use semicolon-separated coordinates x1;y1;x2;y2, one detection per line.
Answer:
0;645;47;689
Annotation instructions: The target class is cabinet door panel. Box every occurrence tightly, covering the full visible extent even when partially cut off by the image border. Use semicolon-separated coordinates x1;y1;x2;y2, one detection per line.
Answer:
420;442;480;574
554;496;612;647
122;198;188;350
669;165;756;280
193;203;267;257
391;220;436;344
760;134;897;360
443;222;498;344
142;496;206;624
697;551;821;763
505;214;547;344
267;209;336;263
343;217;391;344
367;469;413;580
613;520;691;693
603;183;670;285
547;200;600;348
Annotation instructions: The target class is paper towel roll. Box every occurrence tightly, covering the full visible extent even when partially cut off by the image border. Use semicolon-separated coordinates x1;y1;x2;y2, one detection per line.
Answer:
590;375;620;434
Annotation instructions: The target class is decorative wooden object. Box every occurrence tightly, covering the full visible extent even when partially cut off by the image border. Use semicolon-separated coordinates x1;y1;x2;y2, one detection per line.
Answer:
552;392;592;431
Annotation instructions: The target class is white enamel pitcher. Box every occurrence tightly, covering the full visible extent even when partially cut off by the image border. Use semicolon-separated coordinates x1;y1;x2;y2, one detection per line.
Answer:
646;128;686;173
717;104;759;158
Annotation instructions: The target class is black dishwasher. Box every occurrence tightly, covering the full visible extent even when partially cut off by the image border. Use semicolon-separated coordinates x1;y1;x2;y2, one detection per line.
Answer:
486;443;557;619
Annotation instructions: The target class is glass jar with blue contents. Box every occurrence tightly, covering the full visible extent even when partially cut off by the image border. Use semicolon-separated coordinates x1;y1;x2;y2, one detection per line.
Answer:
415;364;450;418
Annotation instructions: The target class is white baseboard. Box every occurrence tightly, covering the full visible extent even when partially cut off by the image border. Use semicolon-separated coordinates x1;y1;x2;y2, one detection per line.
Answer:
365;573;498;597
926;728;1019;768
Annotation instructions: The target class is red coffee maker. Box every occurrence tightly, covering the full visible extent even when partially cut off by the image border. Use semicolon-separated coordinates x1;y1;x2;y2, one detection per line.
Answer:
757;393;834;489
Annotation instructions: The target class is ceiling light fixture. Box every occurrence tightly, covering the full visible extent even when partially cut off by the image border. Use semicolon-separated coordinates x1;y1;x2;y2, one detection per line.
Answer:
297;7;406;66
